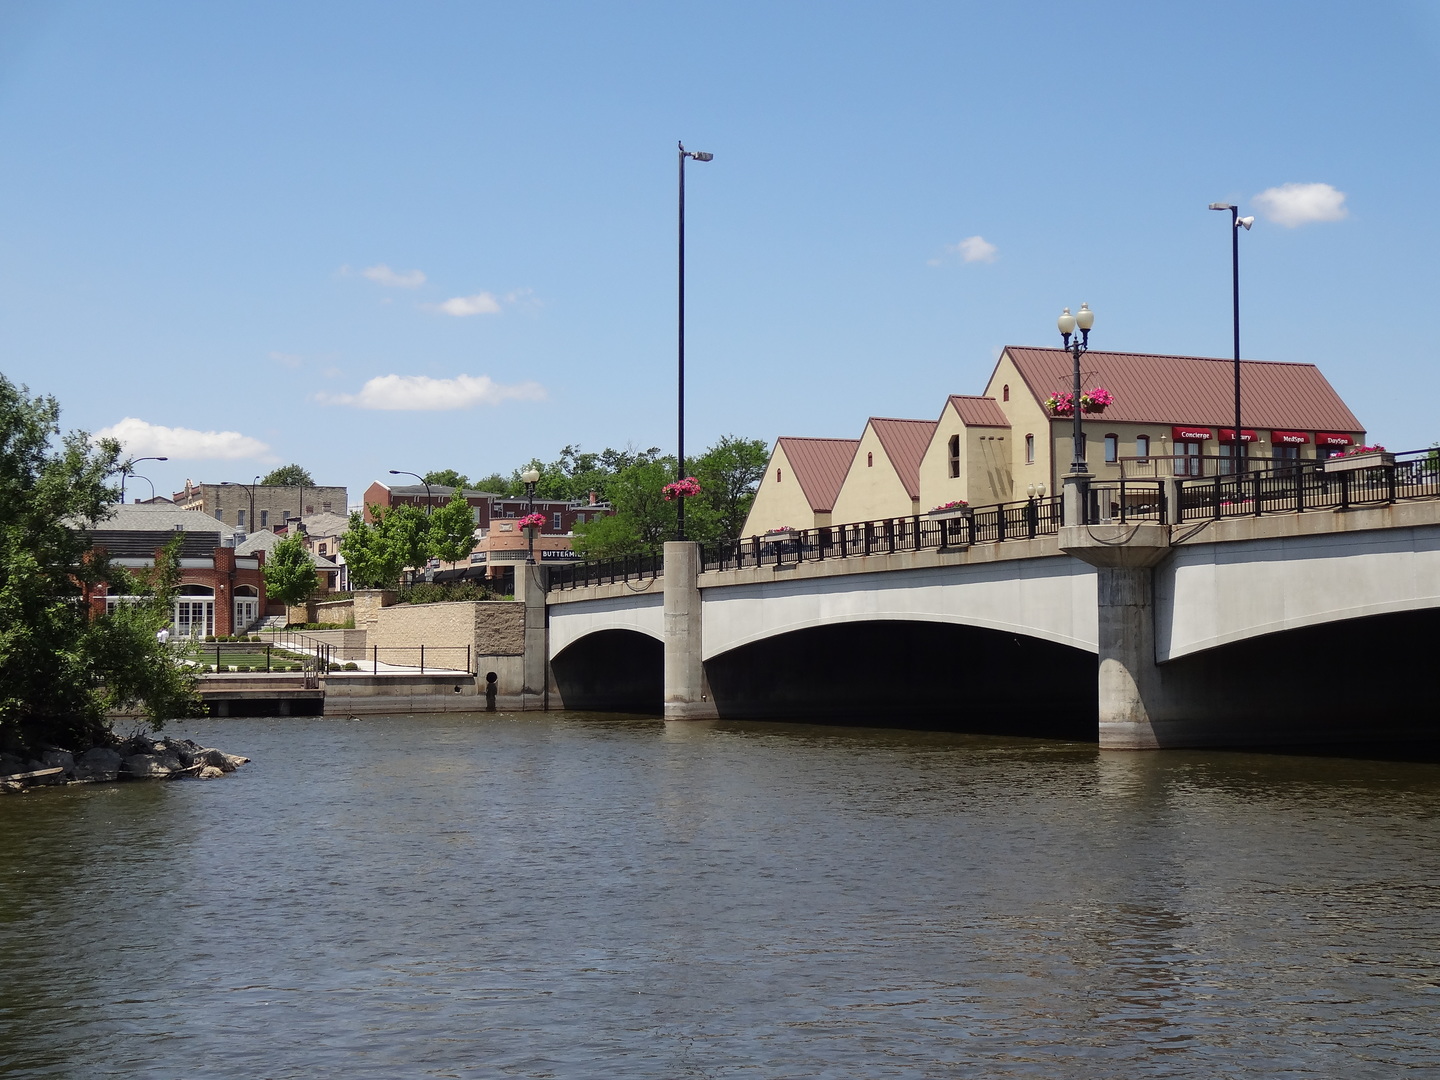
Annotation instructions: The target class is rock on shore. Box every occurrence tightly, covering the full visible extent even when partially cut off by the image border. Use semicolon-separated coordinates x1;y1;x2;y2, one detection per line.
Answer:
0;736;249;792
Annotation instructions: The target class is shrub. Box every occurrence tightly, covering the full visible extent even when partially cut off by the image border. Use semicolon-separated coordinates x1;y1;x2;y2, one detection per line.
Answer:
343;662;359;671
204;635;216;642
249;635;261;643
396;581;496;605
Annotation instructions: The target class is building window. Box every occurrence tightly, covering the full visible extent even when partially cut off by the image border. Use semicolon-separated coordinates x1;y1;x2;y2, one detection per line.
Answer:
1003;384;1010;401
237;509;246;527
305;504;314;516
215;509;224;521
1136;434;1150;462
1025;434;1035;464
322;501;332;513
260;510;269;527
318;543;327;554
553;512;563;531
867;452;873;467
777;468;782;483
948;434;961;478
1104;434;1118;464
472;506;481;523
1176;441;1203;477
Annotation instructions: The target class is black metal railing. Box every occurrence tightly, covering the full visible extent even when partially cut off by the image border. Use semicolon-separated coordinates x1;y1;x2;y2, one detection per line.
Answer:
1175;449;1440;522
547;550;664;591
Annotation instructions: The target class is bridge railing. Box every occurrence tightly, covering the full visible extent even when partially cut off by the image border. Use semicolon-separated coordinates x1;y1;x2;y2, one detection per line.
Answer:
1175;449;1440;522
547;550;664;591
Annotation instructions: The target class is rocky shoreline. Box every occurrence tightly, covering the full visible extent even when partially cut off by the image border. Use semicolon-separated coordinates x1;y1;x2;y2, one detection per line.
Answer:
0;736;249;793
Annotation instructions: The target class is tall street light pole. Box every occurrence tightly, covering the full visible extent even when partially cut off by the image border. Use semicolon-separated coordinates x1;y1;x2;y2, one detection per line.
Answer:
388;470;432;516
677;140;714;543
118;455;167;502
1057;303;1096;525
1209;202;1254;474
521;468;540;566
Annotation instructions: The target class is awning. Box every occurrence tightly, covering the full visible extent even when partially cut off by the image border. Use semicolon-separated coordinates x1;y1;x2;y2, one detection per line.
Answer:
1171;426;1213;441
1316;432;1355;446
1271;430;1310;445
1218;428;1259;444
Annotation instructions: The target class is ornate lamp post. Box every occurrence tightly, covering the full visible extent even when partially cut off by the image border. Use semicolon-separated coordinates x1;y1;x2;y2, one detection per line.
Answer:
1057;303;1096;525
677;140;714;542
521;468;540;565
118;455;167;501
1209;202;1254;474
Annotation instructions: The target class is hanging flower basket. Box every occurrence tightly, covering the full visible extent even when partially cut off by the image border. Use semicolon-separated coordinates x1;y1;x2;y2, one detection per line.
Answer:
662;477;702;501
517;512;546;530
1080;387;1114;414
1043;392;1074;417
926;500;972;521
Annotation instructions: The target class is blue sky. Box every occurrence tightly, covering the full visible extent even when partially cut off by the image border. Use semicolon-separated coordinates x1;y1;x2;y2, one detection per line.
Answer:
3;1;1438;505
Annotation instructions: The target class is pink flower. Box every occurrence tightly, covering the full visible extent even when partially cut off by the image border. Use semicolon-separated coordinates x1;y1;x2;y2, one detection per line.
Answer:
662;477;702;501
518;512;546;529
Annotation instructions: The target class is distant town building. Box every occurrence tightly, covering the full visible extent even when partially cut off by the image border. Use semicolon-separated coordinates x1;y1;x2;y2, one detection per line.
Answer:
173;481;348;531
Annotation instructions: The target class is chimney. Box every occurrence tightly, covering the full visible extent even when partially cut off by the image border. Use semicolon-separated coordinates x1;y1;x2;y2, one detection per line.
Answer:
589;491;597;505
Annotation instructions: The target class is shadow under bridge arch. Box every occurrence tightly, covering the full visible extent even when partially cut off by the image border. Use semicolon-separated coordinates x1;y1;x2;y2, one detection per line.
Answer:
550;629;662;714
703;620;1098;739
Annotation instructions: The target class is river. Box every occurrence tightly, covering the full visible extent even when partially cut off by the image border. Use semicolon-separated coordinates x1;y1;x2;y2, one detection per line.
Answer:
2;713;1438;1078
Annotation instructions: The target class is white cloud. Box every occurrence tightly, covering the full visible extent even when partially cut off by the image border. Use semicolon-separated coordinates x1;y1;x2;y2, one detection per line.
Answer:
931;236;998;266
319;374;547;411
268;350;304;368
94;418;275;461
430;292;504;317
953;236;998;263
1253;182;1349;227
361;263;427;288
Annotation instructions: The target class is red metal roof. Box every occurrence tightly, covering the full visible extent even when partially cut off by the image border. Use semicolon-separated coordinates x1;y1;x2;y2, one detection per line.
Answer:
869;418;938;500
1001;347;1364;433
775;437;860;513
946;395;1011;428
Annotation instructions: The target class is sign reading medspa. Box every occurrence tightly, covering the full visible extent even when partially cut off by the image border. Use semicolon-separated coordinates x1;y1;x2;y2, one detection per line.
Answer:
1171;426;1213;441
1271;430;1310;445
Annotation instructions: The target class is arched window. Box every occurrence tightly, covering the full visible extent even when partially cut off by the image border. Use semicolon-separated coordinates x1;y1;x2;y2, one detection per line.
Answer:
776;468;782;483
867;452;873;467
1136;434;1151;462
1003;384;1010;401
1104;433;1119;464
947;434;960;478
1025;433;1035;464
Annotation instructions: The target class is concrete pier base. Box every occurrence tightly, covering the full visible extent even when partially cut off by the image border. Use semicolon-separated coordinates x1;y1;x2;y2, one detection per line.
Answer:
663;541;718;720
522;563;549;710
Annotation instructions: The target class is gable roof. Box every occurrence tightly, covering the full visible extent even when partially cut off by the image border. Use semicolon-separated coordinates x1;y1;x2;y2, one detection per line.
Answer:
775;437;859;513
1000;347;1364;432
236;528;339;569
868;418;939;499
946;395;1011;428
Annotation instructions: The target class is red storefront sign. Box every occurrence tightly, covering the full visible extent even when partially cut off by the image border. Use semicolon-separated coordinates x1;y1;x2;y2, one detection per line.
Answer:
1218;428;1259;443
1171;426;1213;441
1271;430;1310;445
1316;432;1355;446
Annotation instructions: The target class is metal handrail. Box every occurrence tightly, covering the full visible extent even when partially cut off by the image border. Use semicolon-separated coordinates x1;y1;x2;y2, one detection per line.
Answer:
547;550;665;591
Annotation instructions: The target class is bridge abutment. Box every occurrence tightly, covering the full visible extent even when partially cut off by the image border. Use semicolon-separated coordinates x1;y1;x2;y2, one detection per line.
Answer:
663;542;717;719
523;563;548;708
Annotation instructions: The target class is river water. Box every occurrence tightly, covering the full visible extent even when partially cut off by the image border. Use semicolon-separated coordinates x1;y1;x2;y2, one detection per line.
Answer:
2;713;1439;1078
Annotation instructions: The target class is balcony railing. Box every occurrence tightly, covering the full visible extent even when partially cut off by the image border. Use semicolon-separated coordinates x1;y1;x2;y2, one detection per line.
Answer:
547;550;665;591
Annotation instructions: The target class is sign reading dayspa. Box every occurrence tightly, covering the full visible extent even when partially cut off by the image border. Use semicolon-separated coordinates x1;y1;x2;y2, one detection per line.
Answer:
1316;432;1355;447
1270;430;1310;445
1171;426;1213;441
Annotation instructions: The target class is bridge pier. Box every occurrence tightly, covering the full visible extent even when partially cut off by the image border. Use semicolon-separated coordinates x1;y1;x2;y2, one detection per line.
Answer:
1061;525;1179;749
663;541;717;719
523;563;548;709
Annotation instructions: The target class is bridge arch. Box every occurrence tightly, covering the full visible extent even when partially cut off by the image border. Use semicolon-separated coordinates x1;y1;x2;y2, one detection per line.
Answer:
550;629;662;714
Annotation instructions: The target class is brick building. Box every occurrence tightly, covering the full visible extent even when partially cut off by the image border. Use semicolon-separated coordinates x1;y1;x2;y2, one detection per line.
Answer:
173;480;348;532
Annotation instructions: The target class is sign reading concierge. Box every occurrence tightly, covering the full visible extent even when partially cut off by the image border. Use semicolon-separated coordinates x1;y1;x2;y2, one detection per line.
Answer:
1171;426;1213;441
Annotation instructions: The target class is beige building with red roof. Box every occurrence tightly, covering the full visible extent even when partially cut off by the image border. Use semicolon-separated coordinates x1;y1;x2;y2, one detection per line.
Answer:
744;437;859;533
986;347;1366;496
742;345;1366;537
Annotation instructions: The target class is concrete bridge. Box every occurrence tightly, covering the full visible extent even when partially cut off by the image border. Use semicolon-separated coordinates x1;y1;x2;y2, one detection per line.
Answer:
526;474;1440;750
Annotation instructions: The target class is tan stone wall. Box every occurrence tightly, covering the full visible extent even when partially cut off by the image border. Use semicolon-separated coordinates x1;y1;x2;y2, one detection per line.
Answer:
986;352;1055;494
917;403;970;511
313;598;354;625
968;428;1013;504
372;600;525;656
352;590;396;633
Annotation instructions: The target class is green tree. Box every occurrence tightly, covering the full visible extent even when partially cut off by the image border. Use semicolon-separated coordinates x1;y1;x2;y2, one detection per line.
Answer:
263;531;319;607
0;376;202;750
571;458;676;558
261;463;314;487
337;504;433;588
471;472;515;496
428;492;478;563
690;435;769;543
423;469;470;489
